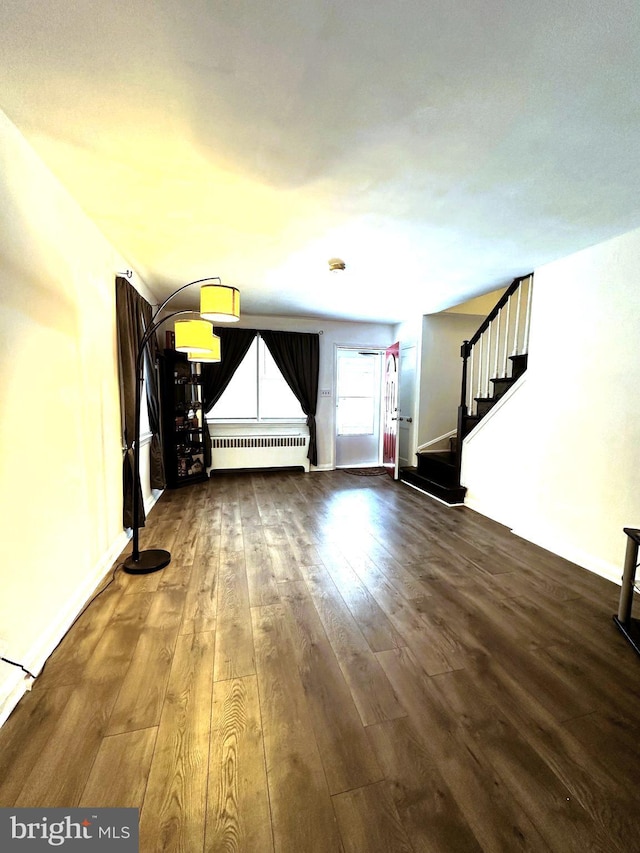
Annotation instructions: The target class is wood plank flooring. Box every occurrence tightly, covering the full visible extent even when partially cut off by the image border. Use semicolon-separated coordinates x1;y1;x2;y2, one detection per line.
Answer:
1;470;639;852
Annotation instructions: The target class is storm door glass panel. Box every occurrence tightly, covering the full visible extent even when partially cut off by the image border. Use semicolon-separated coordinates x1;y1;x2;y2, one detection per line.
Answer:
337;352;378;435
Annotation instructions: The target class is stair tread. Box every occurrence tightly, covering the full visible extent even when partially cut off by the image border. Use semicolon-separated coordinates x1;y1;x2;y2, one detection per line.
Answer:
417;451;456;464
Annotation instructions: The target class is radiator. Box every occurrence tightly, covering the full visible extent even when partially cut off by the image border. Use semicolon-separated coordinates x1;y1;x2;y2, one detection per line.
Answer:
210;434;310;472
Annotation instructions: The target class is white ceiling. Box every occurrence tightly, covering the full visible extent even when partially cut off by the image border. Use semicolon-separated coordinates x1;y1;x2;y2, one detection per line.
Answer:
2;1;640;323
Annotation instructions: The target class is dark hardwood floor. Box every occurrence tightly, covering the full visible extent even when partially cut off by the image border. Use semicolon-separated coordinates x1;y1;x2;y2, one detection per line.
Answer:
1;470;638;852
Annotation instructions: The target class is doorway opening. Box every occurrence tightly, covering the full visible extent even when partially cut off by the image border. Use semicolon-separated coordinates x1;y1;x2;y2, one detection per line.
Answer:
335;347;384;468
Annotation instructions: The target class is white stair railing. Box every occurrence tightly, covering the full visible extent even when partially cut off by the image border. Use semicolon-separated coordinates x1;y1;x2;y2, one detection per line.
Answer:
459;273;533;421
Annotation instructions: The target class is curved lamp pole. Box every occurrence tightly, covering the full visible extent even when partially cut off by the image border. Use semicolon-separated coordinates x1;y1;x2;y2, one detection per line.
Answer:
123;278;222;575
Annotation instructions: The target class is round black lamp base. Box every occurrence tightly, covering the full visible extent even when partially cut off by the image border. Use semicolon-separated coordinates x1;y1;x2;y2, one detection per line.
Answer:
123;549;171;575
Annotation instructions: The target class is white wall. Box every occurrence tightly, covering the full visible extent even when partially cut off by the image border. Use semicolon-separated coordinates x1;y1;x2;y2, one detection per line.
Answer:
462;226;640;583
223;314;395;469
0;109;151;725
418;313;485;447
443;286;505;316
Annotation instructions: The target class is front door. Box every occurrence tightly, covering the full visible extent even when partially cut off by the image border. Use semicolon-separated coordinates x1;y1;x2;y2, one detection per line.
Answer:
382;341;400;478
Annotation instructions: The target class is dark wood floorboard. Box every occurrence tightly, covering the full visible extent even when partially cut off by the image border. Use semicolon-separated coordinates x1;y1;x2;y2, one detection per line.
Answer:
0;470;638;852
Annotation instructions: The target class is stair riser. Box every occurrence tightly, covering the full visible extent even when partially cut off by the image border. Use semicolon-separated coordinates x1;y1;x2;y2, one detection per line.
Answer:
475;400;496;417
490;378;515;399
402;470;466;505
509;353;528;380
417;454;458;486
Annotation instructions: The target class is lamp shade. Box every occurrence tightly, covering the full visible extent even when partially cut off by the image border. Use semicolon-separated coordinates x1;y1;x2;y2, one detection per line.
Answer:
187;335;221;362
200;284;240;322
174;319;217;353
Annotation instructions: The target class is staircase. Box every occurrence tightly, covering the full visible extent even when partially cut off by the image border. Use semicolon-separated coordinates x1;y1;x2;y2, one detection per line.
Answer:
401;448;467;504
401;274;533;505
461;352;528;437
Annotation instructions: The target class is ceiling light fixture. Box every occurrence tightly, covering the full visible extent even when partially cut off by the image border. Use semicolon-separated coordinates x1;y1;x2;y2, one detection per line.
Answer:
328;257;346;272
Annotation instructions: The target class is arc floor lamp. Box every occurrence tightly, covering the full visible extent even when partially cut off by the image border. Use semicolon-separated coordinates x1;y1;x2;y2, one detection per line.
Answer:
123;276;240;575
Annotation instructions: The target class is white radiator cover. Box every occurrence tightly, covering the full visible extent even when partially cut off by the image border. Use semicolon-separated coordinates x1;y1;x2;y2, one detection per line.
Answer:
210;433;310;472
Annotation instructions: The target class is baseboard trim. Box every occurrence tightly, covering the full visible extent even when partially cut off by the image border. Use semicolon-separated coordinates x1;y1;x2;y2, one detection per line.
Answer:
416;429;457;454
464;496;624;588
511;523;623;588
463;494;516;531
0;528;130;731
401;479;464;508
0;668;31;730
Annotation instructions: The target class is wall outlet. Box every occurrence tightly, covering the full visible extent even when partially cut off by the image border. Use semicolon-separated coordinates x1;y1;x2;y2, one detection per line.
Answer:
320;389;331;397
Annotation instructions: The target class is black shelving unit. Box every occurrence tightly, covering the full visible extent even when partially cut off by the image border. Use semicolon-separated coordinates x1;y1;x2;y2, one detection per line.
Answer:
160;349;209;489
613;527;640;656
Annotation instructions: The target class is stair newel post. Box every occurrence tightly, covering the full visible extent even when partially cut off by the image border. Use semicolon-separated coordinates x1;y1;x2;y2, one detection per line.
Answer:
457;340;471;480
468;345;475;414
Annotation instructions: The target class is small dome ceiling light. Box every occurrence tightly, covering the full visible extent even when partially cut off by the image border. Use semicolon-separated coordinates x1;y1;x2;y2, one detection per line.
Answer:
328;257;346;272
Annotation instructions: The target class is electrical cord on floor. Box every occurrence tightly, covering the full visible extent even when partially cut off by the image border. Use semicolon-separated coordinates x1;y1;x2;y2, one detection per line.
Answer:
0;561;124;682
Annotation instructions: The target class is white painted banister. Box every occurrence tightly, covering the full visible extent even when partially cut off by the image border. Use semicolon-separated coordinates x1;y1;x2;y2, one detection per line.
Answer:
523;274;533;354
512;283;522;356
493;308;501;381
502;297;511;377
461;273;534;419
484;320;492;397
477;333;484;405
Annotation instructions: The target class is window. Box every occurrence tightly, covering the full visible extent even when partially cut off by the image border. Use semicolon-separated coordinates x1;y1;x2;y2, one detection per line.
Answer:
140;367;152;438
336;349;382;436
210;335;305;421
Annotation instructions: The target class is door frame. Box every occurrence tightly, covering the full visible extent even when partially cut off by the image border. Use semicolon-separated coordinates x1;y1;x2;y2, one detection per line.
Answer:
382;341;400;479
333;344;386;468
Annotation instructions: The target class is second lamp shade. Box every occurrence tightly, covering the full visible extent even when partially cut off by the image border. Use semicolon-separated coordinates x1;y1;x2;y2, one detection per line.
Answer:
187;334;221;362
174;319;217;353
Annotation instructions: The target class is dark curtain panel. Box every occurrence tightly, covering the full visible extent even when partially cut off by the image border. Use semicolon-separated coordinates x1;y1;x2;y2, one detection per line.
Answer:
200;327;258;468
115;276;147;529
141;300;166;490
261;330;320;466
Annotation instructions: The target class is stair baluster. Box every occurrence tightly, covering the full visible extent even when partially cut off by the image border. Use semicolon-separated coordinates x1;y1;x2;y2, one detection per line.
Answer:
523;273;533;353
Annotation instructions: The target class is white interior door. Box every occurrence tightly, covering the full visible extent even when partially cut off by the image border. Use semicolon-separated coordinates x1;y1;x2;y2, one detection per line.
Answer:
335;348;383;467
398;344;416;468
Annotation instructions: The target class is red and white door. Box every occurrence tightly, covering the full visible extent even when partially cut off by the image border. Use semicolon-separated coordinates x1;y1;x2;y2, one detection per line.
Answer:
382;341;400;478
